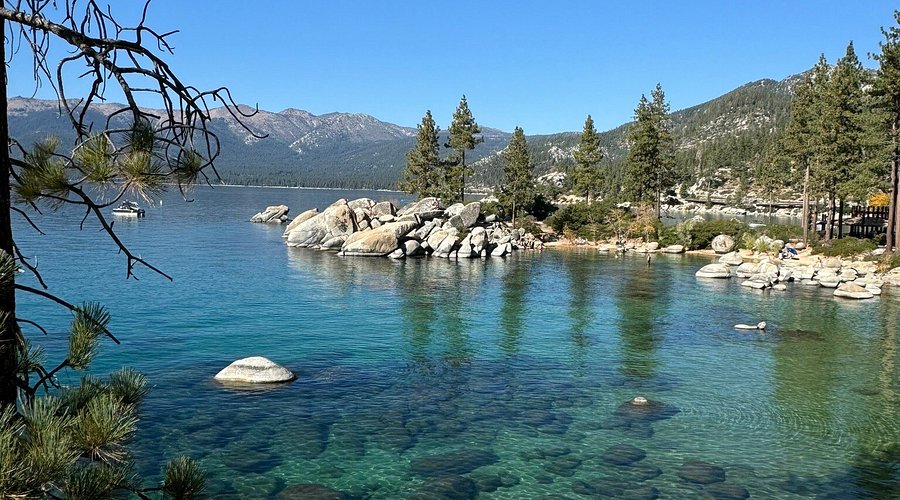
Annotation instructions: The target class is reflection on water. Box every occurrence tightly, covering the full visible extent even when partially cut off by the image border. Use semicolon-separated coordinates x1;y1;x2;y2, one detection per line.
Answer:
500;258;529;357
616;259;670;380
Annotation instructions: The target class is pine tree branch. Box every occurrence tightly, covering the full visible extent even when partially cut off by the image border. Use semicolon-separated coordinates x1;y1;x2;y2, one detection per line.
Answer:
14;284;120;344
28;359;68;396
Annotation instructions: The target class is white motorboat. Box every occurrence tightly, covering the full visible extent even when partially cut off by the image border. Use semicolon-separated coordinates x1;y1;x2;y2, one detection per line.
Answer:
112;200;146;217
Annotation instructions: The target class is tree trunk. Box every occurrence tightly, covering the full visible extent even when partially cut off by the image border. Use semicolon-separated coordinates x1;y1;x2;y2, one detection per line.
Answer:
460;150;466;204
511;199;517;228
0;18;22;408
825;194;835;243
838;198;844;240
802;163;810;244
889;117;899;252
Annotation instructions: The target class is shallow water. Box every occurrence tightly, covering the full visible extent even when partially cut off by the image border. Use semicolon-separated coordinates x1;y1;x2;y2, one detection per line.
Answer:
14;187;900;498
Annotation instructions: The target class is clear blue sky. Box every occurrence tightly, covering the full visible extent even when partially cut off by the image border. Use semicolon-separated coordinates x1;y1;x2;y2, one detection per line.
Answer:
6;1;895;134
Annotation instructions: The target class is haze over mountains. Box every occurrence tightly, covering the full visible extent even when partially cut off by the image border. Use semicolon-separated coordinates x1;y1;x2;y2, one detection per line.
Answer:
8;72;796;192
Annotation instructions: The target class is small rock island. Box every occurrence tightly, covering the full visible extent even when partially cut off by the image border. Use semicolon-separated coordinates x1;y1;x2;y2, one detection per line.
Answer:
278;197;542;259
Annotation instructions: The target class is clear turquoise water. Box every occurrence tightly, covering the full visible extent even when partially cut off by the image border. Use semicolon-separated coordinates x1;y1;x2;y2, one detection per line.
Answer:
14;187;900;499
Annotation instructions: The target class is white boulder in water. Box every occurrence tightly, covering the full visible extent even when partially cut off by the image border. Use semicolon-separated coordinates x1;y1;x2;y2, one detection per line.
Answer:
833;283;874;300
695;263;731;278
214;356;295;384
250;205;290;224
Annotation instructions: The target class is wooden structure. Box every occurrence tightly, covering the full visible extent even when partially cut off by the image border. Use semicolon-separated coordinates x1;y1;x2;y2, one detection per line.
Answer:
847;206;889;239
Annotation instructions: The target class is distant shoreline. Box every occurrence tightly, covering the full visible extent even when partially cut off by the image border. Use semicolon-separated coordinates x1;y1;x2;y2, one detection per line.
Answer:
212;183;405;193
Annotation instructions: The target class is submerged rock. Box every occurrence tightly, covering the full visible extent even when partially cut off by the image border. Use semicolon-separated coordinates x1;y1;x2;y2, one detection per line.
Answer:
409;449;499;476
704;483;750;500
678;461;726;484
214;356;295;384
602;444;647;465
408;475;477;500
613;398;679;422
277;483;353;500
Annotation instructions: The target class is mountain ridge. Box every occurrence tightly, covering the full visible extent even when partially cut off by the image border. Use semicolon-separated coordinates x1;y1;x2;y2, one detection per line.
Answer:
7;72;797;191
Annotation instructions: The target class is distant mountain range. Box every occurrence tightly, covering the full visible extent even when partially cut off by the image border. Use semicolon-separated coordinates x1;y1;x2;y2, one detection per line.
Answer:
7;73;797;192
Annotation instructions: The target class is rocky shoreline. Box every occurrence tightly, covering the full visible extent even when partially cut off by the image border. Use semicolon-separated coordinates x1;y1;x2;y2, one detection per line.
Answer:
694;246;900;300
252;197;543;259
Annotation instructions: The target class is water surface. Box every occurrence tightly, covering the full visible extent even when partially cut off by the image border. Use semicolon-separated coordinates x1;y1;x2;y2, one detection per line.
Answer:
14;187;899;498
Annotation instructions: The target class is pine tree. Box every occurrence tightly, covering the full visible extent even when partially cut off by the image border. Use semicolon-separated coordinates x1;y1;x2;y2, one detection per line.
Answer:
444;95;483;203
500;127;535;227
400;110;441;198
782;57;829;243
817;43;871;242
873;10;900;252
572;114;604;204
622;84;676;219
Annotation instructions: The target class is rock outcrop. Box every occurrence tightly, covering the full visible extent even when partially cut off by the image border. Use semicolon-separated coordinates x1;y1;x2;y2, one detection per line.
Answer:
281;197;543;260
250;205;290;224
214;356;295;384
285;199;357;248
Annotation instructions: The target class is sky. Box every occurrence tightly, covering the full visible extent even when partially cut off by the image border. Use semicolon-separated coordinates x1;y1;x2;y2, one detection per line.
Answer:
6;1;896;135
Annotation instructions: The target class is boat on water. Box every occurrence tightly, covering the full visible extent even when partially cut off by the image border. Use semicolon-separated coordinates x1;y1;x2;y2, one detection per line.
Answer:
112;200;146;218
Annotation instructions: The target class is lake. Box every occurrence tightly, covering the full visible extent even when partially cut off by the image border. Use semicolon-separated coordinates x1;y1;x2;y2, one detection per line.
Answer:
14;186;900;499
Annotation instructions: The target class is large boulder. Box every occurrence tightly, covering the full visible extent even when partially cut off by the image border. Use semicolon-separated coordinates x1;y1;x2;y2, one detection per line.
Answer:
341;221;417;256
833;282;874;300
250;205;290;224
214;356;295;384
735;262;757;278
427;229;452;251
283;208;318;237
711;234;735;254
397;197;443;220
458;202;481;228
444;203;465;218
695;263;731;278
470;227;488;255
661;244;685;254
718;251;743;266
285;199;357;248
434;235;460;258
371;201;396;217
822;256;843;269
347;198;374;211
884;267;900;287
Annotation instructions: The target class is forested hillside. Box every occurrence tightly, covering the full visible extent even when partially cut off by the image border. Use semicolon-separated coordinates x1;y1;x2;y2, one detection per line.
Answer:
471;77;794;196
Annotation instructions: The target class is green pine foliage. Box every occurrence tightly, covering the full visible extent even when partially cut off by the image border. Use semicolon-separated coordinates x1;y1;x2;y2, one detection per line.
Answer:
572;115;605;203
623;84;677;218
400;110;442;199
499;127;536;226
872;10;900;251
444;95;483;203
